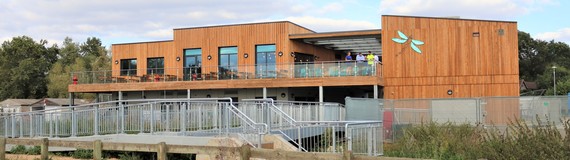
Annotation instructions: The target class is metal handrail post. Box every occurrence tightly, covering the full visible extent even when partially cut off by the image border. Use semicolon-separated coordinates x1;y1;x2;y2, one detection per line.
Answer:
180;102;187;133
28;113;33;137
120;103;125;134
166;104;170;132
71;108;77;137
94;106;99;135
150;103;155;134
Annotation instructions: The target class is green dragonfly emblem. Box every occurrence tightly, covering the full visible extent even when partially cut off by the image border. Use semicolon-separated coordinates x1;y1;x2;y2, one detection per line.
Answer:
392;30;424;54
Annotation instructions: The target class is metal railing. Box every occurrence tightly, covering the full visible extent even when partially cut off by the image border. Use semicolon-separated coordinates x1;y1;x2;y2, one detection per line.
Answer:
0;98;268;148
0;98;382;155
239;99;382;156
70;61;382;84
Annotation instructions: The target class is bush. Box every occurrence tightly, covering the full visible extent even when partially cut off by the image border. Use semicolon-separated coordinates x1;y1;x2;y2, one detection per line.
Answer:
10;145;27;154
72;149;93;159
26;146;41;155
385;117;570;160
119;152;144;160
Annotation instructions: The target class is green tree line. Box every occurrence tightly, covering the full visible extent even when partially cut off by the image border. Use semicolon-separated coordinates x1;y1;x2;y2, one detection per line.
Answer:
519;31;570;95
0;36;110;101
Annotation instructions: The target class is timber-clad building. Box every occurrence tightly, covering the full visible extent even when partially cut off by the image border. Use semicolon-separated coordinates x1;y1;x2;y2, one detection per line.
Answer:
68;15;519;103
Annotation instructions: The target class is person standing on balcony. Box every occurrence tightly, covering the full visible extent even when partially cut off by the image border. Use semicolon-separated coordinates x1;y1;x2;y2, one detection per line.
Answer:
345;52;353;61
356;52;365;62
366;51;375;66
366;51;375;76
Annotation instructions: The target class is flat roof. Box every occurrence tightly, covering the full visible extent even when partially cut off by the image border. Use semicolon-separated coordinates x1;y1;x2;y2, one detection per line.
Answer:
383;15;517;23
173;21;316;33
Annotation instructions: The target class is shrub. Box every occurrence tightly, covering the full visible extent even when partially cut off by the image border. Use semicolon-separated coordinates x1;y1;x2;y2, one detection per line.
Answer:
10;145;27;154
119;152;144;160
72;149;93;159
385;117;570;160
26;146;41;155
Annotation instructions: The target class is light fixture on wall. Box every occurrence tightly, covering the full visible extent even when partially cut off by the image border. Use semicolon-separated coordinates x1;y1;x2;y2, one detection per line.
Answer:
290;52;295;57
244;53;249;58
278;51;283;57
176;57;181;61
206;94;211;98
114;60;119;64
472;32;480;37
314;56;319;60
280;93;286;98
447;89;453;95
207;55;212;60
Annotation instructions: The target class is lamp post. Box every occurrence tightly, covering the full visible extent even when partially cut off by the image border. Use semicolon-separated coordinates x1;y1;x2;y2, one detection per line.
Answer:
553;66;557;96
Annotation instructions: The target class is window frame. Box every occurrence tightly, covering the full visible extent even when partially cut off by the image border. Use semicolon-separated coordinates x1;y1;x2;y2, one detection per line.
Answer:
120;59;137;76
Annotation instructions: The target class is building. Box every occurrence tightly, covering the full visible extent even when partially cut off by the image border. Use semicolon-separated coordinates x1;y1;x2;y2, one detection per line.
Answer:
0;99;39;113
68;15;519;103
0;98;90;114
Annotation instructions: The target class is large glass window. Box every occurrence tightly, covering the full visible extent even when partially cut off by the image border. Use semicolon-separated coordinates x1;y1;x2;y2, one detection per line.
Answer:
219;47;238;79
184;48;202;80
147;57;164;74
256;44;276;78
120;59;137;76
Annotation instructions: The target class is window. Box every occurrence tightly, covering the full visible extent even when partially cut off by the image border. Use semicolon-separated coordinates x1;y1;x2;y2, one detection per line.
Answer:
147;57;164;74
184;49;202;80
219;47;238;79
256;44;276;78
120;59;137;76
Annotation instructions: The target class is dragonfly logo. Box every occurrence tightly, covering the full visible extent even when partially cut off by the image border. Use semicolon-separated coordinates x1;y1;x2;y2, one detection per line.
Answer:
391;30;424;54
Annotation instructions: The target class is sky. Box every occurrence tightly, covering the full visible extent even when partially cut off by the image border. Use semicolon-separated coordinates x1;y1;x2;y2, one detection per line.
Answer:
0;0;569;48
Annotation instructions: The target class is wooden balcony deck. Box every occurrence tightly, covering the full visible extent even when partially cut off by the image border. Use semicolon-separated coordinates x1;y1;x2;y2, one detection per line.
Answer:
68;76;384;93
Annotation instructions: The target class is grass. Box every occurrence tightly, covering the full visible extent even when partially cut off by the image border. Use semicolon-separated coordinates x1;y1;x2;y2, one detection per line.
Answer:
385;117;570;160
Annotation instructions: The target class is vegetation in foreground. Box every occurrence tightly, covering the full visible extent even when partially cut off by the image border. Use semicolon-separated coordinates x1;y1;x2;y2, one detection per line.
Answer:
385;118;570;160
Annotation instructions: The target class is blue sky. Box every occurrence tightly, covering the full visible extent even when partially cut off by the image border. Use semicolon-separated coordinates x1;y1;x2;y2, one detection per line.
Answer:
0;0;568;47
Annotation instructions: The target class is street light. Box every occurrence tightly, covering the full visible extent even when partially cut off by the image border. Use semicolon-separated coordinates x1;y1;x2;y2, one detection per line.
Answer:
553;66;557;96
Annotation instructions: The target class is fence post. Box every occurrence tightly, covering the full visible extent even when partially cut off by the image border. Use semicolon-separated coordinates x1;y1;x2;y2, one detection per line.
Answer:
342;149;353;160
71;108;77;137
0;137;5;160
94;105;99;135
157;142;167;160
93;140;102;160
41;138;49;160
240;145;251;160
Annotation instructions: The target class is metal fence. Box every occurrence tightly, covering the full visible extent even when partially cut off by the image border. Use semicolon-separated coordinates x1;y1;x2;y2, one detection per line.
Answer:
348;96;570;142
0;98;268;148
0;98;382;156
239;99;383;156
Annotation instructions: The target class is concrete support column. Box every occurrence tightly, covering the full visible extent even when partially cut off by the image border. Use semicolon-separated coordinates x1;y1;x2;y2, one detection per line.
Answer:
263;87;267;99
319;86;324;121
187;89;191;99
69;92;75;106
319;86;324;103
373;85;379;99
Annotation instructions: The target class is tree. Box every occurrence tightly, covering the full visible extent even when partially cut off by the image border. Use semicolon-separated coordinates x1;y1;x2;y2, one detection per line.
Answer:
59;37;80;66
0;36;59;100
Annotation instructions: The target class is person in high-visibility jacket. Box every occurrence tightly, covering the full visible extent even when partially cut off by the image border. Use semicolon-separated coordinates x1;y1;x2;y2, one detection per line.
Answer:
366;51;375;75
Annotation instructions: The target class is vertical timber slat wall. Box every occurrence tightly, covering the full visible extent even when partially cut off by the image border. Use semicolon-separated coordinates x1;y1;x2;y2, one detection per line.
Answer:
382;15;520;99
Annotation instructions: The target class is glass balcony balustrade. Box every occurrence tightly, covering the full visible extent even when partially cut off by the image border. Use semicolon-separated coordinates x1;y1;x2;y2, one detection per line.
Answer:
70;61;382;84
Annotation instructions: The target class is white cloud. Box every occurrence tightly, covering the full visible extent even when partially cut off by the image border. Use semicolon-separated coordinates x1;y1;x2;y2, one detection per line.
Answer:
319;2;344;14
379;0;557;20
144;29;173;39
285;16;377;32
0;0;303;46
535;28;570;43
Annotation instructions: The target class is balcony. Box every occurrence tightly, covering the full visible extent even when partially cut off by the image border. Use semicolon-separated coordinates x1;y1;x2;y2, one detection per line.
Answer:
69;61;383;92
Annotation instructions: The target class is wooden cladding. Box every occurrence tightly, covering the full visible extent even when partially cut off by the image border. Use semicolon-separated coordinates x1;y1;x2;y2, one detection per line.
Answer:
382;15;519;99
111;41;175;77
